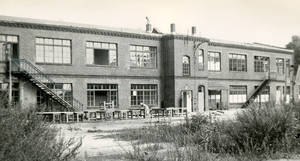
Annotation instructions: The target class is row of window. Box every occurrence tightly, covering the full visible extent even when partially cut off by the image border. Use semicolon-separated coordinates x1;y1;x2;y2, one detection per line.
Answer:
35;38;157;68
183;51;290;75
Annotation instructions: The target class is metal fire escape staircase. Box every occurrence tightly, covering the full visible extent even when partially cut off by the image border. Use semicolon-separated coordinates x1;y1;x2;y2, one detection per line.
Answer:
11;59;83;112
241;73;271;108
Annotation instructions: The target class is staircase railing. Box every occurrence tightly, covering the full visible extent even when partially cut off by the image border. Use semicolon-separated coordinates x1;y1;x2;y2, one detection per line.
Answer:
11;59;84;111
241;73;271;108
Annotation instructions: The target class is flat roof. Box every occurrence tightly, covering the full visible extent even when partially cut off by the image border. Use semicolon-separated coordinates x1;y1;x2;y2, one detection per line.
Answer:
0;15;294;54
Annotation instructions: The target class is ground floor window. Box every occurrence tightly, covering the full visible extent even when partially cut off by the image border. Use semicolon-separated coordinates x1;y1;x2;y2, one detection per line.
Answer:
37;83;72;106
229;86;247;104
276;86;284;104
87;84;118;108
254;86;270;103
131;84;158;106
0;82;19;105
286;86;290;104
208;90;221;110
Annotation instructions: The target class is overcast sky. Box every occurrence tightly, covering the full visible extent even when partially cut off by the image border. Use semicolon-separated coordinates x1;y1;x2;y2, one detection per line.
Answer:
0;0;299;47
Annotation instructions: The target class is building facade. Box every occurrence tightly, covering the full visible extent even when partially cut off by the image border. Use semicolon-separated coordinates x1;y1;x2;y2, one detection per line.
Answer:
0;16;295;112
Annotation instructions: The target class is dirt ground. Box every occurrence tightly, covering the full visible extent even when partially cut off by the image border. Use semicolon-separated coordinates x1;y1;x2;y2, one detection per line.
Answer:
55;117;186;161
54;109;299;161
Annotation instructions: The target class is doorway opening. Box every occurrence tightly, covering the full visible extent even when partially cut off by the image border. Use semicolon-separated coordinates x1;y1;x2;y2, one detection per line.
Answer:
181;90;192;113
198;86;205;112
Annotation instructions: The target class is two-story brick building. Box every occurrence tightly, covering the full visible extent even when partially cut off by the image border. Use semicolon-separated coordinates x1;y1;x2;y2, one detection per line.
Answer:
0;15;295;113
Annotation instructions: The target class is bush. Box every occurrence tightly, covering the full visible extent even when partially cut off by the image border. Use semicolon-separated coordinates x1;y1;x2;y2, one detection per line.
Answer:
0;106;81;161
210;103;300;155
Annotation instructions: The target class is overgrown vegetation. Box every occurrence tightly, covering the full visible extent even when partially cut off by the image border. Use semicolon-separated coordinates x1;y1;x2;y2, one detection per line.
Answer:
0;95;82;161
114;103;300;161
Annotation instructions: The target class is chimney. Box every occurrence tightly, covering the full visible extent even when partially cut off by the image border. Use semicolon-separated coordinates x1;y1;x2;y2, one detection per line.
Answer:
146;23;152;33
191;26;196;35
170;23;176;34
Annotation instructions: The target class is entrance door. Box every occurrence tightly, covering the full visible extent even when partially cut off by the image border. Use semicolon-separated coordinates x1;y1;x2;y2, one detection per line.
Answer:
181;90;192;113
198;86;205;112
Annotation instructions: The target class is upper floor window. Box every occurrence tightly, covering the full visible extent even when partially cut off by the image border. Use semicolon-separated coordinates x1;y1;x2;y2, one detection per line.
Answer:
86;41;117;66
286;59;290;76
254;56;269;72
0;34;18;61
198;49;204;70
130;45;157;68
182;56;190;76
276;58;284;74
208;51;221;71
36;37;71;64
229;53;247;72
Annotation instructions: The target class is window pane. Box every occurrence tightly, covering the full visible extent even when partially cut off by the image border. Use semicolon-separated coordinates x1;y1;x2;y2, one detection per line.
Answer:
54;46;63;63
63;47;71;64
54;39;62;45
62;40;71;46
44;46;53;63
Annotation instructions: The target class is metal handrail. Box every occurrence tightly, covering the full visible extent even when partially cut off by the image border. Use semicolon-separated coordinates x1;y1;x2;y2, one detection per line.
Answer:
11;59;84;111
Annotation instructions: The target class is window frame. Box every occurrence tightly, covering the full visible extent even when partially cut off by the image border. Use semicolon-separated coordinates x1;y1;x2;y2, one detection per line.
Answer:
129;45;157;69
229;53;247;72
182;55;190;76
197;49;204;71
276;58;284;75
208;51;221;72
0;34;19;62
229;85;247;104
130;84;158;106
35;37;72;65
85;41;118;67
254;56;270;72
86;84;118;108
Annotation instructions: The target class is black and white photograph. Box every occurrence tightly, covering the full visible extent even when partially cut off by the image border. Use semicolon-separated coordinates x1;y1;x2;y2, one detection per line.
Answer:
0;0;300;160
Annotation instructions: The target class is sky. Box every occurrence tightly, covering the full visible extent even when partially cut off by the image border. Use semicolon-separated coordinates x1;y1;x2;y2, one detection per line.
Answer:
0;0;299;47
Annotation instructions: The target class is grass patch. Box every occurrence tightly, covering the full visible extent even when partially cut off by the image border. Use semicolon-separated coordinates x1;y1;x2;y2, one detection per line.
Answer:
113;103;300;161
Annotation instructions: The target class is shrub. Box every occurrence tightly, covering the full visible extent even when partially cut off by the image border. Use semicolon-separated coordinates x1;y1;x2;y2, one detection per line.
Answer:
210;103;299;155
0;106;81;161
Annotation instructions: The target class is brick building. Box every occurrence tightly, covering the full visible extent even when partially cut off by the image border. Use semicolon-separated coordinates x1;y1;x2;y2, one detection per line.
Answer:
0;16;296;113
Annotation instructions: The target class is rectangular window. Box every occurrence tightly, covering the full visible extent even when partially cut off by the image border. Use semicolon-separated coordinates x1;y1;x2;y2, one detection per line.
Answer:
254;56;269;72
35;37;71;64
182;56;190;76
286;86;291;104
130;45;157;68
37;83;73;105
286;59;290;77
86;41;117;66
229;86;247;104
87;84;118;108
208;90;221;110
198;49;204;70
208;51;221;71
130;84;158;106
276;58;284;74
86;41;118;66
229;53;247;72
0;34;18;61
0;82;19;105
254;86;270;103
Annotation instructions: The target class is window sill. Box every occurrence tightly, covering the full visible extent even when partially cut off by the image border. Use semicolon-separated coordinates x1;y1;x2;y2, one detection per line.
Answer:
36;63;72;66
86;64;118;68
208;70;221;72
